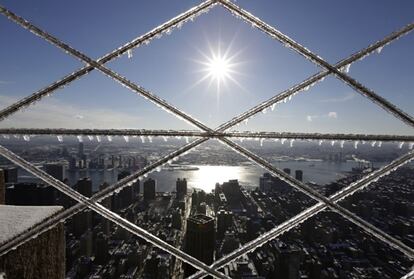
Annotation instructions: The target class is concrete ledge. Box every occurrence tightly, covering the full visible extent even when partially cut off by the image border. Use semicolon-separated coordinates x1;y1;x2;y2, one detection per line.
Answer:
0;205;65;279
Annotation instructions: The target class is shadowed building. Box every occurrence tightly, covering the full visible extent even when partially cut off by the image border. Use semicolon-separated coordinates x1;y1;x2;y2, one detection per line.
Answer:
44;163;65;182
184;214;215;277
176;178;187;200
143;178;156;202
295;170;303;182
0;170;4;205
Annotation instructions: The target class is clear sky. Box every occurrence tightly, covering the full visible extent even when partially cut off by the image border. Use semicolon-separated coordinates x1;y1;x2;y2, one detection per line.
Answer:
0;0;413;135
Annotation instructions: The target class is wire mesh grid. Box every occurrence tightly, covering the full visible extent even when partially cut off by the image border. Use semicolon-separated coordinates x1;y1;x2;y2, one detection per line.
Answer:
0;0;413;278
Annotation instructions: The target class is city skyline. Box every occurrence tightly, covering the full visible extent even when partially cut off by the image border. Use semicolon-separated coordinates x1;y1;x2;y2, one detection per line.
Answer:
1;1;414;278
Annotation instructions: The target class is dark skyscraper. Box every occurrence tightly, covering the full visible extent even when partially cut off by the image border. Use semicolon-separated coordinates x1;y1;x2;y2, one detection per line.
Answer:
78;142;84;158
113;170;135;210
0;169;4;204
75;178;92;198
176;178;187;200
4;167;18;184
295;170;303;182
184;214;215;277
283;168;291;175
44;163;65;181
143;178;156;202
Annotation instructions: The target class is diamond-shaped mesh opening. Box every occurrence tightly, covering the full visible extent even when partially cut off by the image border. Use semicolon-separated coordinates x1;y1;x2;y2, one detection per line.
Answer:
1;1;414;278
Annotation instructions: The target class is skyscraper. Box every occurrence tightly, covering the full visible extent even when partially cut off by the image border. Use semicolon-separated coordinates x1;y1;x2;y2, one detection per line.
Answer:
75;178;92;198
176;178;187;200
295;170;303;182
184;214;215;277
143;178;156;202
78;142;84;158
4;167;18;184
44;163;65;181
0;169;5;204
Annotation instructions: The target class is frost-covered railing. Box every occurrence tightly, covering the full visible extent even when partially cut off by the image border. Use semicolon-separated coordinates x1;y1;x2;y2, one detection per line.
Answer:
1;1;413;278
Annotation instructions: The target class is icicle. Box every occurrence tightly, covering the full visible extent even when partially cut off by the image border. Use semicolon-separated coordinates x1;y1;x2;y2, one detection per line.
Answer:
77;135;83;142
140;136;145;143
354;141;359;149
271;103;276;111
57;135;63;142
340;64;351;73
319;140;324;146
281;138;287;145
376;46;383;54
290;139;294;147
156;166;162;172
409;142;414;150
107;136;113;142
127;49;133;59
371;141;376;147
377;141;382;148
148;136;153;143
23;135;30;141
340;140;345;148
398;142;404;149
303;85;310;92
2;135;10;139
244;119;249;125
96;135;101;142
162;136;168;142
331;140;335;146
87;135;94;141
262;108;267;114
260;138;264;146
185;136;189;144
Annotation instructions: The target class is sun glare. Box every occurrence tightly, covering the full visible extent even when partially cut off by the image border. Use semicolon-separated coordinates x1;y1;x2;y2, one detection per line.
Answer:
207;55;231;81
190;41;244;95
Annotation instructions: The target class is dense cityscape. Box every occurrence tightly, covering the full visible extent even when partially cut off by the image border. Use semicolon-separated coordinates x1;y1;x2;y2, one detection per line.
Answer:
1;0;413;278
0;139;413;278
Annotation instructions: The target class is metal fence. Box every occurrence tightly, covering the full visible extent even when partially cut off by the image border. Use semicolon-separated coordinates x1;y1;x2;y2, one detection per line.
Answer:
1;1;413;278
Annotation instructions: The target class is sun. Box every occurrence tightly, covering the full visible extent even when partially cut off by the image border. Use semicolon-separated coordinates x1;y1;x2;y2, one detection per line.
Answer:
189;41;245;96
206;55;231;82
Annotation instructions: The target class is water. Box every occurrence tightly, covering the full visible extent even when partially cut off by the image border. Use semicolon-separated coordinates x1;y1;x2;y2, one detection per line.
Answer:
19;160;369;193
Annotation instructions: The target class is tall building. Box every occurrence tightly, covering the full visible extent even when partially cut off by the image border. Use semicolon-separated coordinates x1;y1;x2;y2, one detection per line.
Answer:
113;170;135;210
75;178;92;198
143;178;156;202
44;163;65;181
295;170;303;182
184;214;215;277
176;178;187;200
283;168;291;175
217;209;233;238
4;167;18;184
78;142;84;158
259;173;273;193
0;169;4;204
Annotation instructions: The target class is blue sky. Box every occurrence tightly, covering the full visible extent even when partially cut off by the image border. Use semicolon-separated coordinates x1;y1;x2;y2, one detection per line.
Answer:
0;0;413;135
